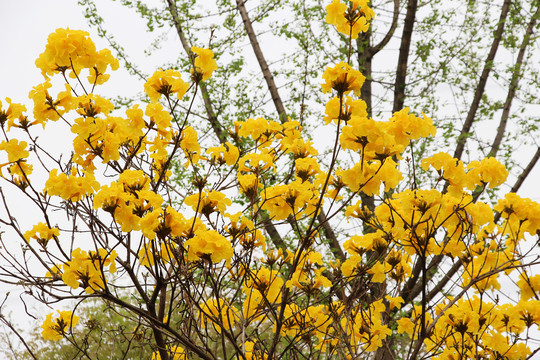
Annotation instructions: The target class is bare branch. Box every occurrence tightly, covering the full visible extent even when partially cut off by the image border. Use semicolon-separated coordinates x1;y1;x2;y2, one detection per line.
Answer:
489;3;540;158
454;0;512;161
165;0;227;143
235;0;287;122
393;0;419;113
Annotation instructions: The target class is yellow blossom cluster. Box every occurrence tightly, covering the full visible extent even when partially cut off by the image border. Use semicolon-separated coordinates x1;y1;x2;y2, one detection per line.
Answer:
24;222;59;245
45;168;100;202
198;298;239;333
191;46;218;82
41;310;79;342
0;97;26;129
325;0;374;39
47;248;117;294
243;267;284;321
0;138;32;187
184;229;233;265
144;69;190;103
408;296;539;360
35;28;119;83
151;345;188;360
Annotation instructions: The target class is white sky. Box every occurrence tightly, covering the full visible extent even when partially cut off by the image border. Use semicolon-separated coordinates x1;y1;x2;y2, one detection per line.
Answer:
1;1;96;102
0;0;173;105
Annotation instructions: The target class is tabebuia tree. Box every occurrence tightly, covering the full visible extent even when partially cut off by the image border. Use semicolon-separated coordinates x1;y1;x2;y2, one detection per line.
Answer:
1;1;540;359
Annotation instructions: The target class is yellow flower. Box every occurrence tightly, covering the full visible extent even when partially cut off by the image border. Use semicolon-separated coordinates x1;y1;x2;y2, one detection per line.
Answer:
198;298;239;333
326;0;372;39
0;97;26;128
184;229;233;265
341;254;362;277
325;0;347;27
321;61;365;96
145;69;190;102
35;28;118;82
367;261;386;283
206;142;240;165
184;190;232;216
236;117;281;141
397;318;415;337
244;340;268;360
88;48;119;84
24;222;59;244
75;94;115;118
385;295;404;310
238;173;261;200
180;126;202;166
517;273;540;301
323;96;367;125
138;241;176;267
295;157;321;181
421;152;474;194
243;268;284;307
467;157;508;189
7;161;33;188
0;139;29;163
152;345;187;360
238;151;276;174
191;46;218;81
45;169;100;202
41;310;79;341
61;248;117;293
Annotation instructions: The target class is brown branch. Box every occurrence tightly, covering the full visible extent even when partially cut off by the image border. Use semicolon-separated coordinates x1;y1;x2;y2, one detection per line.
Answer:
489;3;540;158
165;0;227;143
235;0;287;122
0;306;38;360
261;217;286;250
234;1;348;263
401;254;461;305
357;30;373;116
392;0;418;113
102;292;214;360
371;0;400;56
358;0;398;117
318;212;346;262
454;0;512;161
510;145;540;193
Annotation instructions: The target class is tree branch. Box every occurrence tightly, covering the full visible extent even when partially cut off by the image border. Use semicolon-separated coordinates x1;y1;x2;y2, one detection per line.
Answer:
488;3;540;158
392;0;418;113
235;0;287;122
166;0;227;143
318;212;346;262
510;145;540;194
453;0;512;161
371;0;400;56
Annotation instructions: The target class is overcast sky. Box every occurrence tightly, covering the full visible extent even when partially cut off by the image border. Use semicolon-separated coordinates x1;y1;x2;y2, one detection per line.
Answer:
0;0;173;105
1;1;92;102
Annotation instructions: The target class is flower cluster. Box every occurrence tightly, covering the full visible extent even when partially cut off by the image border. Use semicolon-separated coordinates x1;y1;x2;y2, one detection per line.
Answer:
191;46;218;82
47;248;118;294
24;222;59;246
144;69;190;102
41;310;79;342
326;0;374;39
35;28;119;83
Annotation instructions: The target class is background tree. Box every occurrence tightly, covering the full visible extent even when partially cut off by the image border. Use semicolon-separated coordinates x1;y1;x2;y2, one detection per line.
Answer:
1;298;154;359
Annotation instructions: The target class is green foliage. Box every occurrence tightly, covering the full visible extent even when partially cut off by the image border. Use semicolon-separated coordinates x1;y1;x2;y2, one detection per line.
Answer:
1;299;154;360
